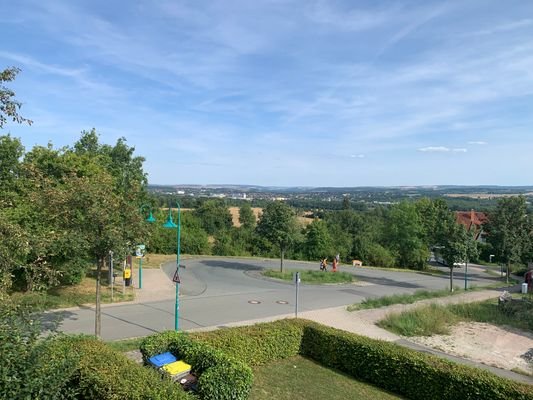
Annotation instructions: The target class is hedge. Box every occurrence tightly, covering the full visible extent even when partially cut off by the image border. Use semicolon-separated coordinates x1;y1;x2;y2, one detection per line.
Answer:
300;321;533;400
43;335;190;400
140;319;533;400
140;331;253;400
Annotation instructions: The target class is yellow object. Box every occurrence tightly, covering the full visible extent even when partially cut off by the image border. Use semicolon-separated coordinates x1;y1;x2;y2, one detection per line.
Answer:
123;268;131;279
162;360;191;376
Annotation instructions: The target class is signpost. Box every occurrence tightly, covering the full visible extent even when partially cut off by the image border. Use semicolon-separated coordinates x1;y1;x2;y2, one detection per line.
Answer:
294;272;300;318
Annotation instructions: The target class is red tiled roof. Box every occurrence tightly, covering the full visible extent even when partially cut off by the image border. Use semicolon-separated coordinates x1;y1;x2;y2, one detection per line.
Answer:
455;210;488;240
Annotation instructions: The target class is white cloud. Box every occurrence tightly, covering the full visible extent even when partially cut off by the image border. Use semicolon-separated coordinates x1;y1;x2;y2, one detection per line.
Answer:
350;154;365;158
467;141;487;145
418;147;467;153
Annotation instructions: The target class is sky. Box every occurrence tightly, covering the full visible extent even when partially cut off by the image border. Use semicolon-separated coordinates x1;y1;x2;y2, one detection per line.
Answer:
1;0;532;187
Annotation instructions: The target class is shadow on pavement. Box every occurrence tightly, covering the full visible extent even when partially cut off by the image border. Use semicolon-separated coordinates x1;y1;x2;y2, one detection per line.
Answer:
201;260;263;271
355;275;425;289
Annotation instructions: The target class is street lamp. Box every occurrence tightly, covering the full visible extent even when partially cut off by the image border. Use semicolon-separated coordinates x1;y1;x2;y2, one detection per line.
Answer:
138;205;156;289
163;202;181;331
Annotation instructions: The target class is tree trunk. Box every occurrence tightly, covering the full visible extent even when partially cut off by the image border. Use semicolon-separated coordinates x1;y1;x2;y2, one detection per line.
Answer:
449;266;454;292
506;261;510;284
280;246;284;273
95;257;102;338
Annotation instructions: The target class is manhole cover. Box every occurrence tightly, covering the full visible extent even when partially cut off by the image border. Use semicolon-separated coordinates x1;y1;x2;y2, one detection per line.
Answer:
276;300;289;304
248;300;261;304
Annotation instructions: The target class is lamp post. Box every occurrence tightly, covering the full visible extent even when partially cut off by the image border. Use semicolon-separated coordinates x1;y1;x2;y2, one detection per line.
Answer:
163;202;181;331
138;205;156;289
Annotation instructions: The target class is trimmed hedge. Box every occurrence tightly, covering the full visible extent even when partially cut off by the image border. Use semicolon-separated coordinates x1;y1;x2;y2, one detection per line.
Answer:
43;336;190;400
300;321;533;400
190;319;306;365
140;331;253;400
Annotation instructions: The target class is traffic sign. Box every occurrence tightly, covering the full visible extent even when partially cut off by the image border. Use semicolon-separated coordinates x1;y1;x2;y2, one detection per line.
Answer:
172;268;181;283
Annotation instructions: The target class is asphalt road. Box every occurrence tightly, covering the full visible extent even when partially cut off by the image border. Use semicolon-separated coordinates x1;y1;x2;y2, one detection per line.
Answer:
50;258;501;340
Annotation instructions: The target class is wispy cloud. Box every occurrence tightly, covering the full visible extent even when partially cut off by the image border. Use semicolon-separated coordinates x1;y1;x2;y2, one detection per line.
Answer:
418;147;467;153
467;141;487;145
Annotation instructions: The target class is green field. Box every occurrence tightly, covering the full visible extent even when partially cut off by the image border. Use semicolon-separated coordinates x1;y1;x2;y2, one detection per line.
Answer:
250;356;403;400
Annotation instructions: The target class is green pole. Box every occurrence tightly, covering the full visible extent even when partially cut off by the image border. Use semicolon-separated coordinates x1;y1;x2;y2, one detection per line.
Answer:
464;262;468;290
139;257;143;289
175;202;181;331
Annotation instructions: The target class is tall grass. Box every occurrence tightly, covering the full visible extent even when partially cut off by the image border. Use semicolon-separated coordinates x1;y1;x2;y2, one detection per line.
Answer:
377;303;460;336
347;288;460;311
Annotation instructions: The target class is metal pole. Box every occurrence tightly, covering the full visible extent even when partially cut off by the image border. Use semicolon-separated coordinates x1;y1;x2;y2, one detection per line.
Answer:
464;261;468;290
175;202;181;331
122;259;126;296
295;272;300;318
110;251;114;302
139;256;143;289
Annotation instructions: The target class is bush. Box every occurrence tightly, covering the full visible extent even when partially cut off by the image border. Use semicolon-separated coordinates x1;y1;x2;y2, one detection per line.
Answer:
299;321;533;400
45;336;190;400
140;331;253;400
190;319;306;365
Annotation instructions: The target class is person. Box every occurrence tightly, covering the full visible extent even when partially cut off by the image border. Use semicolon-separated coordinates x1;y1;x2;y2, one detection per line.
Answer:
335;253;340;264
320;258;328;271
332;257;338;272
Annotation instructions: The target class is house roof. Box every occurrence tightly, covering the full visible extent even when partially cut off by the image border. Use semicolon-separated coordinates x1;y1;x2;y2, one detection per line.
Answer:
455;210;488;240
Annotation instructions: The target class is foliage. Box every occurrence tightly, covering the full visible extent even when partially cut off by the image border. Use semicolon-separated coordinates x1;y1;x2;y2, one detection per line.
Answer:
239;202;256;229
194;200;233;235
140;331;253;400
347;288;462;311
44;336;189;400
0;67;32;128
263;269;355;284
255;201;299;272
384;202;428;269
377;303;460;336
300;321;533;400
302;219;334;260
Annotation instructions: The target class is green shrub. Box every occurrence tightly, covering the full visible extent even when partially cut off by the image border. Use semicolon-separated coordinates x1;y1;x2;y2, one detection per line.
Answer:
299;321;533;400
45;336;190;400
140;331;253;400
191;319;306;365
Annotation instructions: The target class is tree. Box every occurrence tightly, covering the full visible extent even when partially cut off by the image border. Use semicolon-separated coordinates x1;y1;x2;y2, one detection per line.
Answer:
0;67;32;128
486;196;530;283
238;203;256;229
256;201;298;272
194;200;233;235
441;223;468;292
303;220;333;261
384;202;428;269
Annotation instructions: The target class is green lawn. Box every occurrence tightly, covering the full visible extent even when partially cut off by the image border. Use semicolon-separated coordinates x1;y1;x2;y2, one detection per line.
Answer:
262;269;355;284
250;356;403;400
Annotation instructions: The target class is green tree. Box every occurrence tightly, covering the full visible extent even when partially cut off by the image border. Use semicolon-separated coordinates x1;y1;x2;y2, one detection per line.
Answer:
194;200;233;235
0;67;32;128
441;223;468;292
256;201;298;272
303;220;333;261
384;202;428;269
239;202;256;229
486;196;530;283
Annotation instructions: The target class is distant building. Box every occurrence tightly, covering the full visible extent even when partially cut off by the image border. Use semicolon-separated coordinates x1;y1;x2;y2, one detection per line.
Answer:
455;210;488;242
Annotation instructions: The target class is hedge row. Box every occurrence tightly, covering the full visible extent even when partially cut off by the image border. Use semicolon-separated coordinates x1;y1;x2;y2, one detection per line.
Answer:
300;321;533;400
139;319;533;400
140;331;253;400
189;319;307;365
43;335;190;400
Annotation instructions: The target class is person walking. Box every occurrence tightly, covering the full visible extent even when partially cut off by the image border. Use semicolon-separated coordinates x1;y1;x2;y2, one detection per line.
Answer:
332;257;338;272
320;258;328;271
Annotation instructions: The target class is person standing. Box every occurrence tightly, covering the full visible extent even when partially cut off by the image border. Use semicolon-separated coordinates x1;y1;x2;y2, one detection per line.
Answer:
332;257;338;272
335;253;340;264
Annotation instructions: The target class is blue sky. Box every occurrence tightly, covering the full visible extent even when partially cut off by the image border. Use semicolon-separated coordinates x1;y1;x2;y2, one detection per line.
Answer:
1;0;532;186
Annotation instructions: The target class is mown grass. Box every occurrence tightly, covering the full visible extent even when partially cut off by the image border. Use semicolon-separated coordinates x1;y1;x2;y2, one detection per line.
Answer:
250;355;404;400
263;269;355;284
139;253;177;268
107;337;144;353
10;276;135;311
379;298;533;337
347;288;461;311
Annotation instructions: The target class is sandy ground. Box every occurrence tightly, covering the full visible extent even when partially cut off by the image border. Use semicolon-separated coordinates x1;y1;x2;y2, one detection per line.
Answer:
409;321;533;374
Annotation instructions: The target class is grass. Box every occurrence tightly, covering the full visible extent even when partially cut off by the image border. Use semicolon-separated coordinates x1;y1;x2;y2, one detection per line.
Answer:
262;269;355;284
347;288;462;311
140;253;177;268
107;337;144;353
379;298;533;337
250;355;403;400
10;276;135;311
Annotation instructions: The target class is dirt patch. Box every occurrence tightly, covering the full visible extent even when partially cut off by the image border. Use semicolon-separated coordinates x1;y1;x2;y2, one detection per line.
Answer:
409;321;533;373
228;206;262;227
